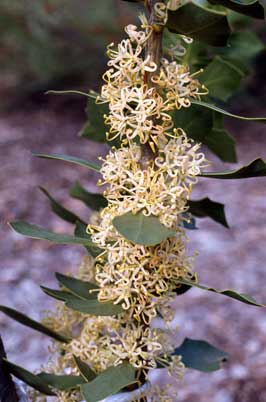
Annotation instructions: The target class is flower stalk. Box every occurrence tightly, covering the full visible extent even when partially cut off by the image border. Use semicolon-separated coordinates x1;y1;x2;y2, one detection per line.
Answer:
142;0;164;162
144;0;163;82
139;2;163;397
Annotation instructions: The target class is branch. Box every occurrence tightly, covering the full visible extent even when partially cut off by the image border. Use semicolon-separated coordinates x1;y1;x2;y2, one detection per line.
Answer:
145;0;163;85
142;0;164;159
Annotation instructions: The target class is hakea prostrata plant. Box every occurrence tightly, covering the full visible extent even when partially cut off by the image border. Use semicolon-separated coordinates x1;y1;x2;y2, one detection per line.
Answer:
35;10;208;401
2;0;266;401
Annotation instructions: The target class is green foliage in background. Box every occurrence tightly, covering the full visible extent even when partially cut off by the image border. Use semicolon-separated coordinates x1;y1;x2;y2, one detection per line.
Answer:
0;0;135;94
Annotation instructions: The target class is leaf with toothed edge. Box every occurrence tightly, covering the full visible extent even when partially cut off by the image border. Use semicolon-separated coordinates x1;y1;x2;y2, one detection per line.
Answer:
188;198;229;228
172;338;228;372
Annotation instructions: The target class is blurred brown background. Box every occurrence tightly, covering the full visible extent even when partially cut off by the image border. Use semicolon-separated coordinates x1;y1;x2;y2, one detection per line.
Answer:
0;1;266;401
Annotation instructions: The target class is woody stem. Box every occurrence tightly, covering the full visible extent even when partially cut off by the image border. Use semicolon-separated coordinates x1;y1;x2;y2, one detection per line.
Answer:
145;0;163;84
138;2;164;397
142;0;164;160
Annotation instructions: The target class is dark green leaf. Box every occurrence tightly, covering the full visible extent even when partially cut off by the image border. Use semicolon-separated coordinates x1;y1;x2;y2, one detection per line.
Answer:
3;360;55;396
191;100;266;123
41;287;123;316
173;338;228;372
9;221;95;246
188;197;229;228
74;222;102;258
0;305;69;343
0;336;21;402
173;103;213;142
181;39;209;73
74;221;88;238
55;272;99;300
175;282;193;295
37;373;86;391
113;212;175;246
80;99;108;143
204;113;237;163
176;279;265;306
70;182;107;211
174;274;197;296
167;3;230;47
221;31;265;68
173;105;236;162
209;0;264;19
80;363;136;402
33;153;100;172
182;214;197;230
40;187;84;224
73;356;96;382
201;158;266;179
200;56;245;101
81;94;122;146
74;221;89;239
65;298;124;316
41;286;75;302
205;128;236;163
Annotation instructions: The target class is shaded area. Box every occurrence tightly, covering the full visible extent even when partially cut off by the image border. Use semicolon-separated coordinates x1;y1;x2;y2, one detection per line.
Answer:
0;336;18;402
0;0;136;102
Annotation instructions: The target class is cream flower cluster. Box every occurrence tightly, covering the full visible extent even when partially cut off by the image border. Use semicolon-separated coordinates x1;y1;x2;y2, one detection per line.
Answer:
93;233;195;323
100;18;203;145
31;258;184;402
90;131;206;325
99;137;205;228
